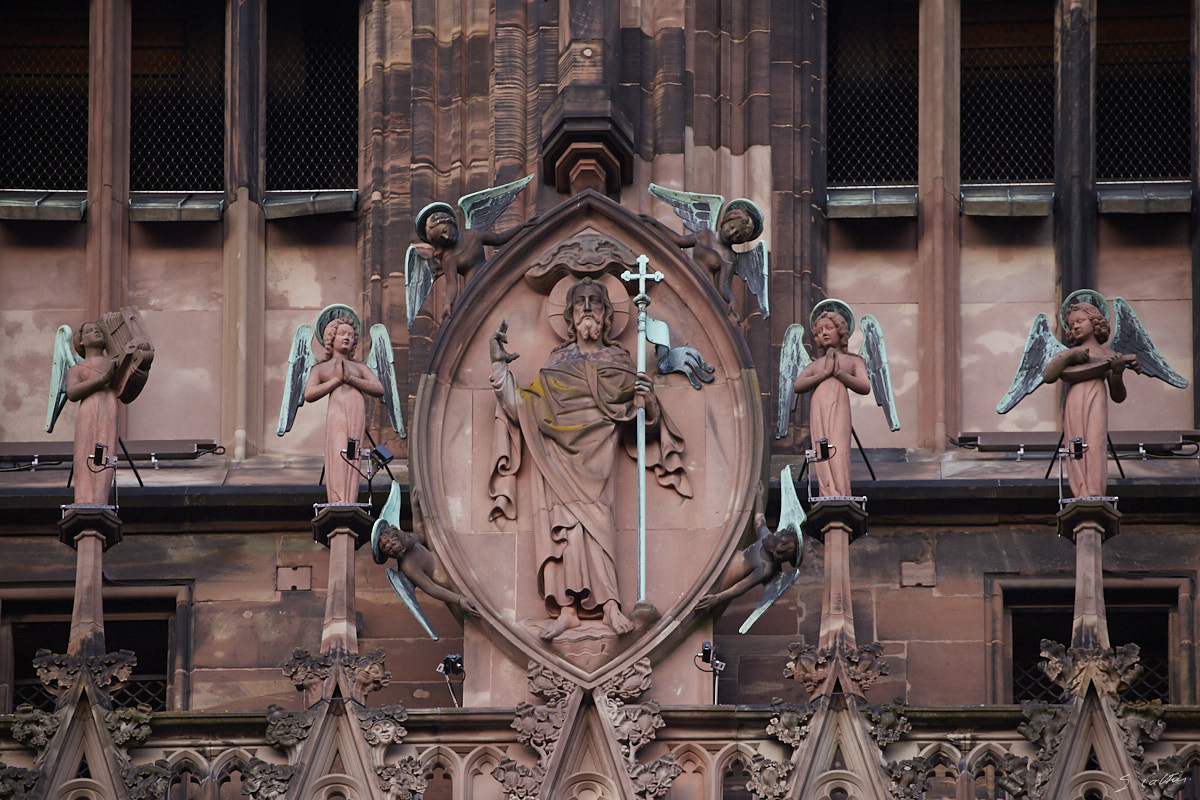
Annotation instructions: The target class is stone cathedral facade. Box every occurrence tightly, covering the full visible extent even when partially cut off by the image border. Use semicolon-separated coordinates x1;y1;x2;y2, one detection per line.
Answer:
1;1;1199;800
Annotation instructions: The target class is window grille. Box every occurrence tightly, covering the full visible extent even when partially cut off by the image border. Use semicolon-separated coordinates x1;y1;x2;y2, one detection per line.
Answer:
827;0;919;187
1096;3;1191;181
8;616;172;713
266;0;358;191
1010;596;1172;704
130;0;225;193
0;5;89;191
961;0;1054;183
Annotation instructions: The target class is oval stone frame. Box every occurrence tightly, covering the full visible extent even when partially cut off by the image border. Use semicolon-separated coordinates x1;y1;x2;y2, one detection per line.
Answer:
411;191;763;687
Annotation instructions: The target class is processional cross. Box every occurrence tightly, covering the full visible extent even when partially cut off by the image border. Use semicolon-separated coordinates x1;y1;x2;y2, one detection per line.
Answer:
621;255;664;603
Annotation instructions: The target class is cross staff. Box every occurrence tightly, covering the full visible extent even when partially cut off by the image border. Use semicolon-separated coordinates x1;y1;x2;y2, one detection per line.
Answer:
621;255;664;602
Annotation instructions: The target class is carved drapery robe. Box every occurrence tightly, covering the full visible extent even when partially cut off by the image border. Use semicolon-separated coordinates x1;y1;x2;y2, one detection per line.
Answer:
490;343;690;617
809;374;853;497
1063;375;1108;497
70;361;118;505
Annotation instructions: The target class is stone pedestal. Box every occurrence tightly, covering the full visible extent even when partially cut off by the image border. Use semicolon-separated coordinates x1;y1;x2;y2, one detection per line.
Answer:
313;505;374;655
1057;500;1121;651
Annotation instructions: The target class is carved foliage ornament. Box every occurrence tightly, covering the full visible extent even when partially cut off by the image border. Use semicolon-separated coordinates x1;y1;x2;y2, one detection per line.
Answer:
0;765;38;800
1039;640;1143;698
597;659;679;800
884;757;930;800
358;703;409;748
377;756;427;800
105;703;154;749
765;698;821;747
499;662;578;799
746;752;792;800
121;759;170;800
32;649;136;696
11;705;61;752
265;704;318;751
863;702;911;748
784;642;889;694
999;701;1071;800
282;647;391;701
243;759;295;800
491;758;542;800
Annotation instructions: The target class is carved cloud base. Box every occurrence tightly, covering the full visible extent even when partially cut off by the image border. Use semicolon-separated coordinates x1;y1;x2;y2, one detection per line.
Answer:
521;619;624;673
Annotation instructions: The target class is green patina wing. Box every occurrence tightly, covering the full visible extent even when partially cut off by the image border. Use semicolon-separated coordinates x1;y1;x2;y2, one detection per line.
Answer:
739;465;805;634
366;324;406;436
996;313;1065;414
648;183;725;234
859;315;900;432
276;324;315;436
458;175;533;232
405;244;436;330
1110;297;1189;388
734;241;769;318
46;325;81;433
775;323;813;438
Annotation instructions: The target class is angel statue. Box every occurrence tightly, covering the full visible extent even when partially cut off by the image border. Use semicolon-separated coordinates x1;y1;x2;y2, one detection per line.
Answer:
642;183;769;320
997;290;1188;499
46;308;155;505
278;305;406;504
695;466;805;634
775;299;900;498
405;175;536;327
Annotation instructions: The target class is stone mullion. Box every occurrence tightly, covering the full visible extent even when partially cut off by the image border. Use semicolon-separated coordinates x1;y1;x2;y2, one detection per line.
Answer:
86;0;130;319
1055;0;1096;298
916;0;961;450
221;0;266;459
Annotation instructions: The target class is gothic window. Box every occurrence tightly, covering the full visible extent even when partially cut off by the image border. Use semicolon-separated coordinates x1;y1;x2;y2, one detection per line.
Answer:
827;0;919;187
0;1;89;191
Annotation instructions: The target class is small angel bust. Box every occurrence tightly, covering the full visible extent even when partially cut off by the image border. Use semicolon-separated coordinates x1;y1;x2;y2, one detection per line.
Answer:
46;309;154;506
278;305;406;504
998;290;1187;499
776;300;900;498
405;175;535;327
643;184;769;320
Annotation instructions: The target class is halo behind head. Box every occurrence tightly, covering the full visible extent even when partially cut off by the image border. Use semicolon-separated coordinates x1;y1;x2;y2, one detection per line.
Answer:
415;201;456;243
811;298;855;338
315;304;362;343
1060;289;1110;331
724;198;764;240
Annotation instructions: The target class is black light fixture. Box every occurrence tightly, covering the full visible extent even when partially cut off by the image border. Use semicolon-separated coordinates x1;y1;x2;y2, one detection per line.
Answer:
344;438;360;461
694;641;725;705
436;653;465;707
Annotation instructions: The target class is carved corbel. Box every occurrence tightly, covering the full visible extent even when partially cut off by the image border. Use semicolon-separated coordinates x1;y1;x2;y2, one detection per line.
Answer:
377;756;427;800
243;759;295;800
745;752;792;800
105;703;153;749
884;757;930;800
11;704;62;753
264;704;319;755
121;759;170;800
0;764;38;800
862;702;911;747
358;703;409;748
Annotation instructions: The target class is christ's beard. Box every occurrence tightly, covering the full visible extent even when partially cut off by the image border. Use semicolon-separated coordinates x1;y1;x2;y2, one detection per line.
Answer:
577;316;602;341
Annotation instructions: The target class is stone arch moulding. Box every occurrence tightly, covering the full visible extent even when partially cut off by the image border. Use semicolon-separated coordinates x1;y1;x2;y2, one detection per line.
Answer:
411;189;764;688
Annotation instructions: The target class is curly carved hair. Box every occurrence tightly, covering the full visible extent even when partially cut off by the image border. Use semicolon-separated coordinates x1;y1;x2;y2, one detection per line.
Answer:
813;310;850;355
321;316;359;360
1064;302;1110;346
562;278;617;347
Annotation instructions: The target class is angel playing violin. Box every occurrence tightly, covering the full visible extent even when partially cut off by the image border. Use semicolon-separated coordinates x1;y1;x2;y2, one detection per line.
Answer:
997;290;1188;498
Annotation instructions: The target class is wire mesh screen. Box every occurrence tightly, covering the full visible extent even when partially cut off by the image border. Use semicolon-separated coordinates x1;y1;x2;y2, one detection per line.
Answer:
1011;604;1171;704
827;0;919;187
0;5;89;191
266;0;358;191
130;0;225;193
14;677;167;713
1096;21;1191;181
961;1;1054;183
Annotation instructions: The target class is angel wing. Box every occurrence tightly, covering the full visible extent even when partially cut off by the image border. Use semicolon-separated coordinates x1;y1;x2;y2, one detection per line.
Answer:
366;323;407;437
775;323;813;438
404;245;437;329
648;183;725;233
996;313;1067;414
458;175;534;232
858;315;900;431
369;482;440;640
1110;297;1189;388
734;241;769;318
45;325;81;433
276;324;315;436
739;465;805;635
